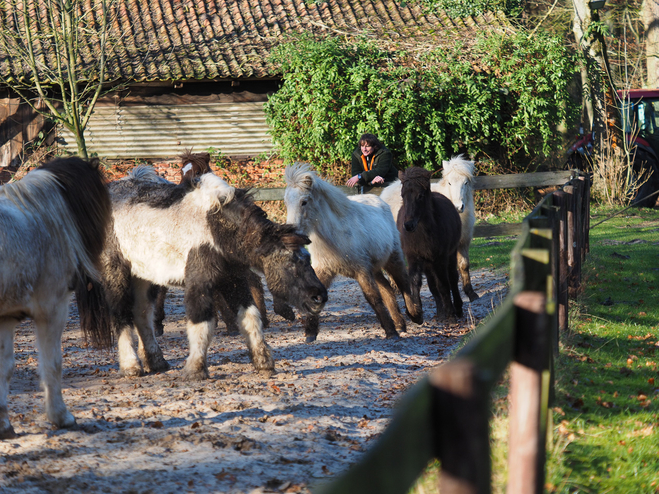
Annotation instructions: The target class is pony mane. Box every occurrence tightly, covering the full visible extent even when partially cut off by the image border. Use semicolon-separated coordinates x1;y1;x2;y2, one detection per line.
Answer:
127;165;170;183
1;157;110;281
400;167;432;190
441;154;475;181
194;172;235;210
285;162;352;217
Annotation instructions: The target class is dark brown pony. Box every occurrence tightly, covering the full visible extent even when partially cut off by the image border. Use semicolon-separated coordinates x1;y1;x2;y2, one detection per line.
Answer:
398;167;463;322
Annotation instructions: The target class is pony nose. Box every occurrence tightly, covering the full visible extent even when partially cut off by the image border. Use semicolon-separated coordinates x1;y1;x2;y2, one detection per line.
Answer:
404;221;416;232
314;286;328;304
455;202;465;213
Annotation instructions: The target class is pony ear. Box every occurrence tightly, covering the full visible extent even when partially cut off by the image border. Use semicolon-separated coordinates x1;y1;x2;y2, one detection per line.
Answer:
442;160;448;167
281;233;310;250
301;174;313;190
398;170;405;181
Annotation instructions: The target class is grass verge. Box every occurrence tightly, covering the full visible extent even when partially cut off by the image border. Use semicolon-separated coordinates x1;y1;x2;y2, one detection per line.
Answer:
409;205;659;494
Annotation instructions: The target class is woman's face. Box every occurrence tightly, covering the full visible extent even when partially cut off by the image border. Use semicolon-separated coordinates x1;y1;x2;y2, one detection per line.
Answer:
360;142;375;157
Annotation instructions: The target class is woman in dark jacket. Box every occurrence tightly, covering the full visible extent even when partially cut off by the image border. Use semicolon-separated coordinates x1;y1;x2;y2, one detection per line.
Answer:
346;133;398;187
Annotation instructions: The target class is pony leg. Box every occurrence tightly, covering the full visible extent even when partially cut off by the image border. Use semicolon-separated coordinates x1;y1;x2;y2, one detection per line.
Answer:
237;305;274;374
117;325;143;377
0;318;18;439
183;319;216;380
214;291;240;335
449;253;464;318
427;258;459;322
354;271;399;339
219;278;274;373
33;303;76;429
247;271;269;329
458;244;479;302
384;251;423;325
133;280;170;374
183;279;218;380
302;270;334;343
153;285;168;337
374;271;406;333
407;260;425;322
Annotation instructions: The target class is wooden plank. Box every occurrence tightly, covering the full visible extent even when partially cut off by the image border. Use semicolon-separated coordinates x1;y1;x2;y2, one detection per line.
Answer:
472;171;574;190
247;171;576;202
314;379;436;494
473;223;522;238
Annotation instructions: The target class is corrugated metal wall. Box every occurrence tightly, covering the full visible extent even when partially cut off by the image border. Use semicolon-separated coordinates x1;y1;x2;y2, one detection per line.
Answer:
59;101;274;158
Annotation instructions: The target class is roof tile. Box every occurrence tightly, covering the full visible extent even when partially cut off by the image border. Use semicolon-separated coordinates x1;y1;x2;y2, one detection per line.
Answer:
0;0;511;83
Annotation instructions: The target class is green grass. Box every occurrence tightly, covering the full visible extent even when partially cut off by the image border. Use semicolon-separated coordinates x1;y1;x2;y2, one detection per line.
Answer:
545;205;659;493
409;205;659;494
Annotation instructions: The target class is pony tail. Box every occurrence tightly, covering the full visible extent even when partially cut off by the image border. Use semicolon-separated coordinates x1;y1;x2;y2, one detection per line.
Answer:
74;275;114;350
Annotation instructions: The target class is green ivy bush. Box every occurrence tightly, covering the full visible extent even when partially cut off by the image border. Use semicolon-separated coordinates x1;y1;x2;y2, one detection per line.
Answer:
264;30;579;173
420;0;522;19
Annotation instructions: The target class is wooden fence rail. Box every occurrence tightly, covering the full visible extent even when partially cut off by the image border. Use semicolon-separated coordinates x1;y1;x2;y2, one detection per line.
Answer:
249;170;578;238
313;174;590;494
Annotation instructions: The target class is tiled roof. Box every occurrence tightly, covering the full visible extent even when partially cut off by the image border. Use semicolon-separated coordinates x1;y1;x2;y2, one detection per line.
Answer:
0;0;511;83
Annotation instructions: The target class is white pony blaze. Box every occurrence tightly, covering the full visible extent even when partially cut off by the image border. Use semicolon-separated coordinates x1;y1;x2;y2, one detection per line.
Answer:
0;157;111;439
380;155;479;301
284;163;422;342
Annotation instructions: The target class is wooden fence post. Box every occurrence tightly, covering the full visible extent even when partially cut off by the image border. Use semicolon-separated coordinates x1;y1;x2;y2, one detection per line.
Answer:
430;360;491;494
563;184;578;298
507;292;550;494
571;179;584;294
552;190;569;333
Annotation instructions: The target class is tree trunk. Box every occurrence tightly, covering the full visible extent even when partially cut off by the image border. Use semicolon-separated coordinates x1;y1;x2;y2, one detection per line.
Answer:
572;0;620;148
644;0;659;88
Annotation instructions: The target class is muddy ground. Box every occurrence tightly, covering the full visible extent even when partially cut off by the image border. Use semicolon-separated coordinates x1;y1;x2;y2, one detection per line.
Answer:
0;269;507;494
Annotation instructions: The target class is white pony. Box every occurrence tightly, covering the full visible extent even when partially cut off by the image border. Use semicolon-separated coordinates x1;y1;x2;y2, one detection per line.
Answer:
0;157;111;438
380;155;479;301
284;163;422;342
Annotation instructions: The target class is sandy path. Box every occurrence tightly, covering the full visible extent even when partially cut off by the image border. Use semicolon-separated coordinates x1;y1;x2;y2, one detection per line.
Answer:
0;269;507;494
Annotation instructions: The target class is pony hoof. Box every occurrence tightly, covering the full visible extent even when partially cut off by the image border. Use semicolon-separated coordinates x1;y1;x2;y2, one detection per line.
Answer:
467;293;480;302
0;423;17;440
182;368;210;381
120;366;144;378
144;357;170;374
53;413;77;429
225;324;240;336
385;332;400;340
153;324;164;337
258;368;276;378
408;313;423;325
305;335;317;343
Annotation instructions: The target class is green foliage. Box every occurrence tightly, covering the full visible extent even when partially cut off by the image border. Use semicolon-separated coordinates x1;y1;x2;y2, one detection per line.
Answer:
420;0;522;19
264;31;578;172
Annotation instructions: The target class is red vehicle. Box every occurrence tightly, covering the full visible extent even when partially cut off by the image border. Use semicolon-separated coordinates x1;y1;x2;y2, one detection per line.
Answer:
567;89;659;208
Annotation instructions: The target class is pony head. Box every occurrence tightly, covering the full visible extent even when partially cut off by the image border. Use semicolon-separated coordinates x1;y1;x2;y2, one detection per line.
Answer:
398;167;432;232
284;162;317;234
259;224;328;316
179;150;212;184
441;155;475;214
